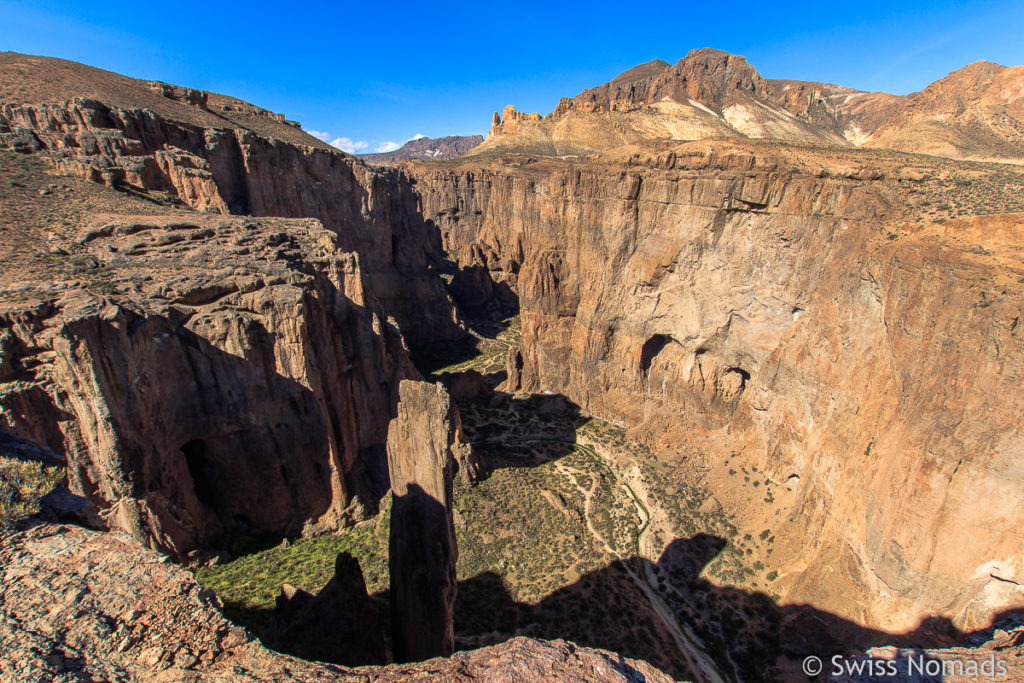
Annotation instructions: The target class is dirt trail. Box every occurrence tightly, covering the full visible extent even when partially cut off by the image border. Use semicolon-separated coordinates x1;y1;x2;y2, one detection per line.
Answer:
560;443;728;683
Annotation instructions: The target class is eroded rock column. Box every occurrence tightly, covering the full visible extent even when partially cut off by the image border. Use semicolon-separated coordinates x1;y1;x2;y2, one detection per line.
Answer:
386;380;459;662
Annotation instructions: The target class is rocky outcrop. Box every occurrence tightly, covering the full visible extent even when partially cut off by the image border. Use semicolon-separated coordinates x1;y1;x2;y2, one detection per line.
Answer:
406;141;1024;641
0;215;414;558
477;48;1023;162
386;380;461;662
0;522;676;682
265;552;386;666
865;60;1024;161
0;52;465;347
359;135;484;165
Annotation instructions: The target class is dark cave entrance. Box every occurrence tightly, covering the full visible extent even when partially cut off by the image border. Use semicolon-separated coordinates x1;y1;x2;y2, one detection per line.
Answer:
640;334;673;375
181;438;218;509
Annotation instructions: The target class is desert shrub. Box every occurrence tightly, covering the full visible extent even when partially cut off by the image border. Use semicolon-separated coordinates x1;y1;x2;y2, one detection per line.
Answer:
0;457;63;528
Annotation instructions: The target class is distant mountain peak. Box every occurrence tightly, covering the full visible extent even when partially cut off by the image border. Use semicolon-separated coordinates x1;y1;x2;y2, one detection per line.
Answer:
359;134;484;165
476;48;1024;164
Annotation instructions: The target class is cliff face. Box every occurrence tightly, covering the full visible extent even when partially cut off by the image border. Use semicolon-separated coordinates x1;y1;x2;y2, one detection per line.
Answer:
407;141;1024;636
0;52;472;558
0;53;464;346
0;215;414;558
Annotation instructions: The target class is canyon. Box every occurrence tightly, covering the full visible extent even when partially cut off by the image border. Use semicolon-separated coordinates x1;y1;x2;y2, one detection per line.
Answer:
2;47;1024;681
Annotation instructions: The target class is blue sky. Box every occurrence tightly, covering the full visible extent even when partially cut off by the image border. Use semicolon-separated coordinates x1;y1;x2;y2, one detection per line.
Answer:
2;0;1023;153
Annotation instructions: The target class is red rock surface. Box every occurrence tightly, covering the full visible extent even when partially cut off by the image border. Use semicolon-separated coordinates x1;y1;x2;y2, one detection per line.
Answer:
0;522;678;682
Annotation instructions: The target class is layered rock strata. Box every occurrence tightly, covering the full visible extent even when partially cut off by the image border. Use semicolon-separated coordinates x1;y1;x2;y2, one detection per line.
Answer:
385;380;462;662
407;141;1024;639
0;52;465;346
0;215;413;558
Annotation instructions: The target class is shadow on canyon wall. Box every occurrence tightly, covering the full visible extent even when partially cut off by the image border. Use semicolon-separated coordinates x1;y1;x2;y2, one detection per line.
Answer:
1;285;407;559
444;390;1012;682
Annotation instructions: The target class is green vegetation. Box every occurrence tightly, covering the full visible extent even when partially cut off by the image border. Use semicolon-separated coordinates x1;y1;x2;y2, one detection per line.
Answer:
194;505;391;635
913;165;1024;219
194;308;778;679
0;456;63;529
412;314;520;378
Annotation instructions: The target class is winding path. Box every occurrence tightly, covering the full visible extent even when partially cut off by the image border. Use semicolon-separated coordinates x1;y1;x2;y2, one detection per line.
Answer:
484;432;728;683
568;443;729;683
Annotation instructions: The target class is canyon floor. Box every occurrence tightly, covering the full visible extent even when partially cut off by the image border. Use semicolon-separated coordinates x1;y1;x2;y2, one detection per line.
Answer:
4;49;1024;682
194;313;771;681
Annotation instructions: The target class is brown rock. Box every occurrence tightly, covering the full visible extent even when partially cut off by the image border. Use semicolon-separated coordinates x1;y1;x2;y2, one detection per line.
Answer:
407;141;1024;640
386;380;459;662
0;51;466;347
265;552;386;666
0;522;676;682
499;345;524;394
437;369;488;401
0;216;415;558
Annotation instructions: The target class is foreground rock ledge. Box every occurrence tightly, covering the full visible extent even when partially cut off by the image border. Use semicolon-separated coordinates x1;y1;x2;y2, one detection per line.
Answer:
0;522;677;682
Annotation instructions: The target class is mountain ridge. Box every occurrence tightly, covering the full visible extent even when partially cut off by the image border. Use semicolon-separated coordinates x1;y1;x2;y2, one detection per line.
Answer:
476;47;1024;162
359;134;484;165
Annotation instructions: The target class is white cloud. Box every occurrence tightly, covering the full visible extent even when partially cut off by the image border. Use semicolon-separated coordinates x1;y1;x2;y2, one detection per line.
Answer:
306;128;433;155
305;129;369;154
328;137;369;154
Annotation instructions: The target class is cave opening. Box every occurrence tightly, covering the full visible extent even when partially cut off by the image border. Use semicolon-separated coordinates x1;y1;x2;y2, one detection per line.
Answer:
181;438;218;508
640;334;673;375
727;366;751;391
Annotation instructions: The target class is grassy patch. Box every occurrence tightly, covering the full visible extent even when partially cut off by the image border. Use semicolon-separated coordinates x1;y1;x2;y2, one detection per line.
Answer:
194;504;391;636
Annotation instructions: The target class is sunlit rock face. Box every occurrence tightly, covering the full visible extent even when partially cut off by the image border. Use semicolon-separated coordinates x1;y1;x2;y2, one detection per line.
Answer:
0;216;415;558
406;143;1024;637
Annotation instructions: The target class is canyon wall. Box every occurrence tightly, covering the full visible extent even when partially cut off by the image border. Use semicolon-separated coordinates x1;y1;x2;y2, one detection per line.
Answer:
0;216;414;558
407;142;1024;636
0;56;473;557
0;93;463;346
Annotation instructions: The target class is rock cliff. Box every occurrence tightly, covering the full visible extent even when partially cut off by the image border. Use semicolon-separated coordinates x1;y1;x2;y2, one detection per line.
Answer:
4;47;1024;679
0;52;465;346
0;213;414;558
406;140;1024;640
386;380;461;662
